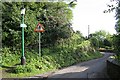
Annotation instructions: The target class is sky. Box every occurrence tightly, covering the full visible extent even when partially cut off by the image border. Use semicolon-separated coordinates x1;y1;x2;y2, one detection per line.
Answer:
72;0;117;37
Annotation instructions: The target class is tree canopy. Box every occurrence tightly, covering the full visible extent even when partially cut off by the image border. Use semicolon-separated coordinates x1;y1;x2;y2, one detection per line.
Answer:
89;30;113;48
2;2;75;49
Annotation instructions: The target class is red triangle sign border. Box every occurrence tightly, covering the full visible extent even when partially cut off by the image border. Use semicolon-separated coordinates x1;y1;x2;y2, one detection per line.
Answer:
34;22;45;32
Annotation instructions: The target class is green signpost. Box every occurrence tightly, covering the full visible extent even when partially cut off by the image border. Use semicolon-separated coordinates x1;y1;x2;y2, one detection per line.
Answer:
20;7;27;65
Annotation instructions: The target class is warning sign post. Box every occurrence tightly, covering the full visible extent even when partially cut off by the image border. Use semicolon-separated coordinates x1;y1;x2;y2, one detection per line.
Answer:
34;23;45;57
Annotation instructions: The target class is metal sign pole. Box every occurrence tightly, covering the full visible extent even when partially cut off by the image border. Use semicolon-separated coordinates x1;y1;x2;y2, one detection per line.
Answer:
39;32;41;57
21;8;26;65
34;23;44;57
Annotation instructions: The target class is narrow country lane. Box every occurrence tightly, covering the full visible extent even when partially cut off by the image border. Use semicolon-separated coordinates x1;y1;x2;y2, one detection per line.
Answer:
42;52;113;79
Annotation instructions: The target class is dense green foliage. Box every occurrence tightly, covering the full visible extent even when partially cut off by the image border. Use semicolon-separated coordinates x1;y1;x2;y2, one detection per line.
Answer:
2;2;103;78
2;2;73;49
104;0;120;61
2;46;102;77
114;1;120;61
89;30;113;50
2;31;103;77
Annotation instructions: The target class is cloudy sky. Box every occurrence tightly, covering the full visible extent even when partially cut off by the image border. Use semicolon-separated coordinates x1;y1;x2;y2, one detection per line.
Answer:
72;0;117;36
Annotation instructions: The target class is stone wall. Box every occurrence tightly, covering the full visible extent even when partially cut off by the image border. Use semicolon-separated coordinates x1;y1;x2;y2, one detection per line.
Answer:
107;59;120;79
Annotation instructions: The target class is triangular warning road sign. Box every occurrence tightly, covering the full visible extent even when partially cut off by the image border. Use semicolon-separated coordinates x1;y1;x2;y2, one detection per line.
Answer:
34;23;45;32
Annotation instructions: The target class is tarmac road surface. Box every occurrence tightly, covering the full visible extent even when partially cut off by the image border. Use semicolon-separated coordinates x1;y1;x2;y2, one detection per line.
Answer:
44;52;113;79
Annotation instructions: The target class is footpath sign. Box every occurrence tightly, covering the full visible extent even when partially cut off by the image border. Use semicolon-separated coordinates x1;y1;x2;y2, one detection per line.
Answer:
20;24;27;27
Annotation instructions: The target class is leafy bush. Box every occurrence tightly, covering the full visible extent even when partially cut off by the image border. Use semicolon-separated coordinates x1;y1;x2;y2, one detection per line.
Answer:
113;34;120;58
13;65;36;74
75;40;95;53
2;41;102;76
2;47;20;66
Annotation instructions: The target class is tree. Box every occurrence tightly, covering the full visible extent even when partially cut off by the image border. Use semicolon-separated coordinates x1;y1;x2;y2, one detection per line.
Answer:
113;1;120;57
2;2;75;49
89;30;112;48
103;0;119;13
75;30;85;44
104;0;120;58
